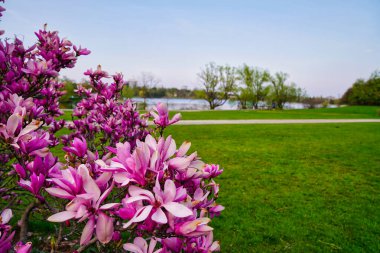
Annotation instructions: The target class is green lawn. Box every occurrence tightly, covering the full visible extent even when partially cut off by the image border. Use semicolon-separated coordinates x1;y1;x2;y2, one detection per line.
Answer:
165;123;380;252
59;106;380;121
26;122;380;252
169;106;380;120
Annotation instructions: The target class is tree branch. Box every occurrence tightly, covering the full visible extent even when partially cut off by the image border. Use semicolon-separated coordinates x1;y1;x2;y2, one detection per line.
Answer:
76;237;97;253
19;199;39;242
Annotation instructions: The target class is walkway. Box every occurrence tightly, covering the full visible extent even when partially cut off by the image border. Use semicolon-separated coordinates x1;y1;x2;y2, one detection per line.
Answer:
65;119;380;127
175;119;380;125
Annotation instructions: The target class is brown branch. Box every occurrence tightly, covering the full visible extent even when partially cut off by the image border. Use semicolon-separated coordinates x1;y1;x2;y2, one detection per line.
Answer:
76;237;97;253
19;200;39;242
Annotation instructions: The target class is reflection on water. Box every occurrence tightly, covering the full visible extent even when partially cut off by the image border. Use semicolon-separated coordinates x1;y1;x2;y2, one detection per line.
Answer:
131;98;336;111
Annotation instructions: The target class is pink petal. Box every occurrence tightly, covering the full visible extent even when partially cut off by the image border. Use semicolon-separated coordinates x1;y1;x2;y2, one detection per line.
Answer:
169;113;181;125
95;172;112;186
99;203;120;210
6;113;20;136
163;136;176;160
124;195;151;204
96;212;114;244
148;238;158;253
78;165;101;201
123;243;144;253
18;119;42;137
47;211;77;222
145;135;157;151
176;141;191;157
80;217;95;246
128;185;155;201
123;205;153;228
113;172;131;186
96;181;114;209
1;208;12;224
45;187;74;200
151;207;168;224
168;157;191;172
134;237;148;251
163;202;192;218
163;180;176;203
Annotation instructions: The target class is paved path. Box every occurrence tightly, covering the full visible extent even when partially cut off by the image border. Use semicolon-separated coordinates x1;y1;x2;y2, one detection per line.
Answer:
174;119;380;125
65;119;380;127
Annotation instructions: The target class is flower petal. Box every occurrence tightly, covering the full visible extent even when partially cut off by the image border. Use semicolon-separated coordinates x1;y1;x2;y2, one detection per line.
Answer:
163;202;192;218
123;205;153;228
80;217;95;246
96;212;114;244
47;211;77;222
45;187;74;200
1;209;12;224
123;243;144;253
163;179;176;203
151;207;168;224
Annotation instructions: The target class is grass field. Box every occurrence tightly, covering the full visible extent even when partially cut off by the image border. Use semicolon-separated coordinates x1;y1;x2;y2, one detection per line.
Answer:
18;120;380;252
169;106;380;120
59;106;380;121
165;123;380;252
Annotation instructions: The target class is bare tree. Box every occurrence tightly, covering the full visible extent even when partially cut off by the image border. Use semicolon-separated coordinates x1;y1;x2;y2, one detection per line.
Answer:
198;63;237;110
138;72;160;108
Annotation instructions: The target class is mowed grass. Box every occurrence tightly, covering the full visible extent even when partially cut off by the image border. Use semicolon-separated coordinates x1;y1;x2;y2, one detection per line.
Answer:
165;123;380;252
59;106;380;121
169;106;380;120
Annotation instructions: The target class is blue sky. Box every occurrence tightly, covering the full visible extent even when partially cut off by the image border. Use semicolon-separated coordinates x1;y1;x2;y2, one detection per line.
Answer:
2;0;379;97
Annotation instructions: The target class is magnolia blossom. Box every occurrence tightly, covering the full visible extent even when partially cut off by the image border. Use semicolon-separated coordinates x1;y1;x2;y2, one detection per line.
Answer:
0;209;15;252
47;165;118;245
151;102;181;128
62;137;87;158
187;232;220;252
123;237;162;253
0;112;42;148
175;218;213;237
14;241;33;253
123;179;192;228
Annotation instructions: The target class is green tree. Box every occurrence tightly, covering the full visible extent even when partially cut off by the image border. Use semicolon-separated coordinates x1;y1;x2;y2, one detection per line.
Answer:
341;70;380;105
236;65;270;109
198;63;237;110
59;77;78;108
269;72;302;109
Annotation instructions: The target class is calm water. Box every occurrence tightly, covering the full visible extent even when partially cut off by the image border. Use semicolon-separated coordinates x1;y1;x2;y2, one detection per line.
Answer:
131;98;336;110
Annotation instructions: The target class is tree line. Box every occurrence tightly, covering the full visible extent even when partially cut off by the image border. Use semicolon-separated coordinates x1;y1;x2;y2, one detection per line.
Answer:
340;70;380;105
198;63;305;110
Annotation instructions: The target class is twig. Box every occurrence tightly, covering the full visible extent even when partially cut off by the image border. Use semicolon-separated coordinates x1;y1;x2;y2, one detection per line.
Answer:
76;237;97;253
19;199;39;241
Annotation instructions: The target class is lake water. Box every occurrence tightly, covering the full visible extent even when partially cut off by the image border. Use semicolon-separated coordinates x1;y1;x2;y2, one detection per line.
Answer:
131;98;336;110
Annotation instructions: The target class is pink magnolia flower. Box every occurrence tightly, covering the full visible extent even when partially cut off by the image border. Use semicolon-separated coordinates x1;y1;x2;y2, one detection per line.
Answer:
14;241;32;253
0;112;42;148
96;141;149;186
151;102;181;128
123;237;162;253
123;179;192;228
62;137;87;158
174;218;213;237
0;231;14;253
18;173;45;201
201;164;223;179
0;209;12;227
0;209;15;253
184;232;220;252
46;167;84;200
47;165;118;245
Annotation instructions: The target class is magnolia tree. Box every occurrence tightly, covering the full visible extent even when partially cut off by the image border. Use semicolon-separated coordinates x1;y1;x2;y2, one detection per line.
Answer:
0;3;223;253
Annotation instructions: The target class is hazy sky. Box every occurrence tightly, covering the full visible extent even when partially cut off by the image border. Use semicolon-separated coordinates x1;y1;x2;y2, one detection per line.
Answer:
2;0;379;97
